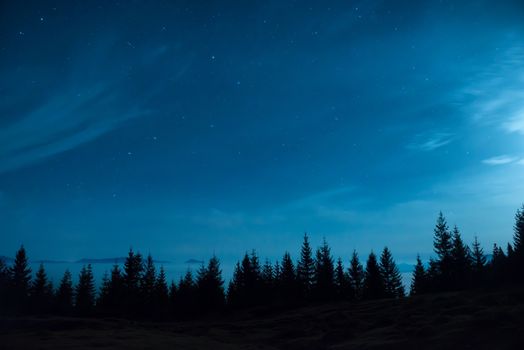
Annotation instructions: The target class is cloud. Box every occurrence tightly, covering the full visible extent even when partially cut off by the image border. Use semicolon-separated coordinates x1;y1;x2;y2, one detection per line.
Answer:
462;46;524;134
407;132;454;151
0;83;147;174
0;39;187;174
482;155;518;165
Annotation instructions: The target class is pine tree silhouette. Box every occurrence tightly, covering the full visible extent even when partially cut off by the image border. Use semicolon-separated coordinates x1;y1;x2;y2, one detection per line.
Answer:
313;238;335;301
410;255;427;295
98;264;124;315
379;247;404;298
348;250;364;300
514;204;524;256
0;259;9;315
491;243;507;284
450;225;472;289
196;255;225;312
9;245;32;313
154;266;169;317
75;264;95;315
168;280;177;315
55;270;74;315
261;258;275;304
334;257;349;299
278;252;298;303
470;236;486;286
433;212;453;290
31;263;53;313
123;248;143;314
363;251;384;300
141;253;157;314
297;233;314;299
176;269;196;317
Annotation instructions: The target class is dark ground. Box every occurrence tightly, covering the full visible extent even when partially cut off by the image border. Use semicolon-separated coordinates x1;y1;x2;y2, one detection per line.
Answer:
2;288;524;349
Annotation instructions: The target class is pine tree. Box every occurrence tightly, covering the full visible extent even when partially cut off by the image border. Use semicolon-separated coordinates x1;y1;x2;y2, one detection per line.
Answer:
0;259;9;314
123;249;143;314
169;280;177;315
433;212;453;287
410;255;427;295
176;269;196;317
513;204;524;256
334;257;349;299
98;264;124;315
9;245;32;313
297;233;314;299
379;247;404;298
261;259;275;304
30;264;54;313
55;270;74;314
154;266;169;316
278;252;297;303
471;236;486;286
97;271;111;312
227;262;242;307
471;236;486;272
75;264;95;315
363;251;384;299
313;238;335;301
196;255;225;312
450;225;472;289
348;250;364;300
140;254;157;313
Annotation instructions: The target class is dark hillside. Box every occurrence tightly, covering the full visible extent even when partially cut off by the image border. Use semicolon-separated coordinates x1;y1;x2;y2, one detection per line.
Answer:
2;287;524;349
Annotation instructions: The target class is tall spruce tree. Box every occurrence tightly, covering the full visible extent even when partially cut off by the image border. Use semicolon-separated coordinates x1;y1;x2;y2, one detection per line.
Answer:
9;245;32;313
297;233;314;299
433;212;453;285
348;250;364;300
313;238;335;301
514;204;524;257
278;252;297;302
97;264;124;315
471;236;486;285
75;264;95;315
98;272;112;312
0;259;8;314
227;262;242;307
471;236;486;273
31;264;54;313
196;255;225;312
140;254;157;312
168;280;177;315
176;269;196;317
450;225;472;289
379;247;404;298
261;259;275;304
410;255;427;295
363;251;384;299
55;270;74;314
154;266;169;316
123;249;143;313
334;257;349;299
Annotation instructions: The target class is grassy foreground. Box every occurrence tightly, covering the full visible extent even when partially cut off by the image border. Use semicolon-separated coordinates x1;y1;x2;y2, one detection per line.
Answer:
2;287;524;349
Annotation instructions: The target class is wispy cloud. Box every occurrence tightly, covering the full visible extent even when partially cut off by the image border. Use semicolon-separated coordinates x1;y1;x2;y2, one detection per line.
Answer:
0;41;185;174
482;155;519;166
463;46;524;134
407;132;454;151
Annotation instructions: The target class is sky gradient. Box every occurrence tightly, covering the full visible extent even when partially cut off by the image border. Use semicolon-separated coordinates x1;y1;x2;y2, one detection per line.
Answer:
1;0;524;266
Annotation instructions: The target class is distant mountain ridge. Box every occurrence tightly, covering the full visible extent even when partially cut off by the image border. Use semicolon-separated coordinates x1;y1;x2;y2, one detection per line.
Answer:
0;256;171;264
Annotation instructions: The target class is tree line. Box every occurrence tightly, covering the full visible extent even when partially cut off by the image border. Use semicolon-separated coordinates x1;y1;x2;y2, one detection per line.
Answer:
1;205;524;319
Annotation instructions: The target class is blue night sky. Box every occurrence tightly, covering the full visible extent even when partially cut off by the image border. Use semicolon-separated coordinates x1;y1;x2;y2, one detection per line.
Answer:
1;0;524;266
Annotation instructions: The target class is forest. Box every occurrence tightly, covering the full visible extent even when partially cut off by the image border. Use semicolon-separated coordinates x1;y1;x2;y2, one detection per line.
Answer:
1;206;524;320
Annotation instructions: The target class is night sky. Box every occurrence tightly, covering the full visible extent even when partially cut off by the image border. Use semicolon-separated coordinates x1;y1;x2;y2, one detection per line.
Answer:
1;1;524;265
